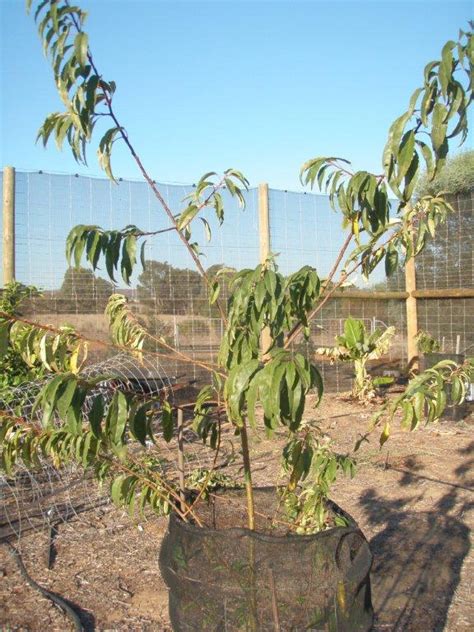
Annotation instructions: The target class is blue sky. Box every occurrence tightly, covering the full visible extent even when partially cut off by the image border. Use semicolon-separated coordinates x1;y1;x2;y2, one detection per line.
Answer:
1;0;472;190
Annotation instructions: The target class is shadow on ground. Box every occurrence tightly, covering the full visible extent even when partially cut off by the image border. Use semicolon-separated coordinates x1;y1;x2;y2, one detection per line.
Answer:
362;443;473;631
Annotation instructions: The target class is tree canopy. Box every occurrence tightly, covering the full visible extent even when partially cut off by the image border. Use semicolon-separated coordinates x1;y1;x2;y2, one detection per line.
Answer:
58;267;114;312
137;261;236;316
416;150;474;197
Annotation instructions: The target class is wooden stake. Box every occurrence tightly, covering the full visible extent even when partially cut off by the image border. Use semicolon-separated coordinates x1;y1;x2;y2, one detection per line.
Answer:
405;248;418;372
258;183;272;360
2;166;15;285
240;421;255;530
177;408;186;513
258;183;271;263
268;567;281;631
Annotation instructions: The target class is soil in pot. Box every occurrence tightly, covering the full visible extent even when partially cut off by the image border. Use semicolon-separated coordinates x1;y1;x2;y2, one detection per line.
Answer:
159;487;373;631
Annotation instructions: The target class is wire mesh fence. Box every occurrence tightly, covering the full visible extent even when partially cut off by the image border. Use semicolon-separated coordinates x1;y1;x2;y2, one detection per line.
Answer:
414;191;474;354
1;168;473;389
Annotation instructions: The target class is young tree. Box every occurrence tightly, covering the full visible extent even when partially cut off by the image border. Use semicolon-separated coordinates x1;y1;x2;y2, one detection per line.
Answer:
1;4;473;541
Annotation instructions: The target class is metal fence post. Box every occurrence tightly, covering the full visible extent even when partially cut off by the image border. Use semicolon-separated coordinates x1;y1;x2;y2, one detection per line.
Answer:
2;166;15;285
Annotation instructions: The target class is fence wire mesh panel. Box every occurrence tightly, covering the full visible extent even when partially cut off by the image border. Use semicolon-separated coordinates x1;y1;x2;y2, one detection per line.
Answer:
1;170;260;383
414;192;474;354
1;169;473;390
268;188;407;390
415;192;473;291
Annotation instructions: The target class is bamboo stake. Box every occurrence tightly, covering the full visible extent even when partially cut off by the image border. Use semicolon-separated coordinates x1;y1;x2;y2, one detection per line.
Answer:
240;422;255;530
177;408;186;514
268;568;281;631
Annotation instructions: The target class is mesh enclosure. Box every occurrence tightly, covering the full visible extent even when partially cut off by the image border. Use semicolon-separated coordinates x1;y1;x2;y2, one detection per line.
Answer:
0;170;259;384
1;169;473;389
159;487;373;632
415;192;473;291
414;191;474;354
0;352;175;543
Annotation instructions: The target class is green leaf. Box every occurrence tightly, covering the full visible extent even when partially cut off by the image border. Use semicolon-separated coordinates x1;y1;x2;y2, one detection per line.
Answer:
140;241;147;270
86;230;102;269
121;234;137;285
451;377;463;403
434;389;447;417
73;231;87;268
74;32;88;67
177;204;199;231
383;112;411;178
98;127;120;181
402;151;420;201
209;280;220;305
0;320;10;356
200;217;212;241
106;391;128;445
431;103;448;153
65;386;86;436
81;432;94;467
56;376;77;419
343;318;364;348
439;40;455;96
385;243;399;277
129;404;148;445
88;395;104;439
111;474;126;507
400;401;414;430
413;390;424;423
396;130;415;182
225;360;260;425
310;363;324;402
162;401;174;442
39;373;71;427
246;373;261;429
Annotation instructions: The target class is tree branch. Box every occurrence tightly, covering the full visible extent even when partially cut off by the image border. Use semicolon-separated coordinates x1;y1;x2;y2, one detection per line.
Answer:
65;2;229;325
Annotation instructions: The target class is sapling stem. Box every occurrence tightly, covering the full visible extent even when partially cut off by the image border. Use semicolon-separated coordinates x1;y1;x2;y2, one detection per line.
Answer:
240;421;255;530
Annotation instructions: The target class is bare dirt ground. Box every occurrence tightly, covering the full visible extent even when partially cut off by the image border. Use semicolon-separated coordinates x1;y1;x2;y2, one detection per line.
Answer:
1;393;473;631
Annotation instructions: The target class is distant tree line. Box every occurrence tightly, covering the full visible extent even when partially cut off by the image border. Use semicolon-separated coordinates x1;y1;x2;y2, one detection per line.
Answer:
24;262;234;315
137;261;233;317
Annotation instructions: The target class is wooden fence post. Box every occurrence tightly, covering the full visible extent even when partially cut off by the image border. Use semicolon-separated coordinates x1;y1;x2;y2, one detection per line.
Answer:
405;249;418;372
258;183;271;263
258;183;271;359
2;166;15;285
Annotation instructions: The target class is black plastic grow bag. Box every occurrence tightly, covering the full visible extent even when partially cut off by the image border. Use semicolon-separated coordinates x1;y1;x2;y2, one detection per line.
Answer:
159;487;373;631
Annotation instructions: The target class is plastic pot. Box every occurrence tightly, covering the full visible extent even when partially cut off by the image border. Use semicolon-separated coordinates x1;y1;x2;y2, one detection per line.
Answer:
159;487;373;631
